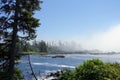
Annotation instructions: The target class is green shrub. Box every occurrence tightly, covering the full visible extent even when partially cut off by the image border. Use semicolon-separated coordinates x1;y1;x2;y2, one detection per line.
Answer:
104;63;120;80
13;68;23;80
58;68;74;80
0;68;23;80
74;59;105;80
59;59;120;80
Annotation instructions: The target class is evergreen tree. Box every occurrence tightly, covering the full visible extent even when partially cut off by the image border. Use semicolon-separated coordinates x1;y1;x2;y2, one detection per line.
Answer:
0;0;42;79
38;40;47;52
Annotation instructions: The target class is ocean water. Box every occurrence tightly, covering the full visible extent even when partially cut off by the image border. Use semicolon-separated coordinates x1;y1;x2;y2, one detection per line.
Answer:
18;53;120;80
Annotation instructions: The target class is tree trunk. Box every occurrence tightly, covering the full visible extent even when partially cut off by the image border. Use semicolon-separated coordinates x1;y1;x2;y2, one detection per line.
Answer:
8;0;19;79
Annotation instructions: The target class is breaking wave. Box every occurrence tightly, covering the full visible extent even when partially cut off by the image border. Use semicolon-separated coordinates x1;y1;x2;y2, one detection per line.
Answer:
32;62;75;69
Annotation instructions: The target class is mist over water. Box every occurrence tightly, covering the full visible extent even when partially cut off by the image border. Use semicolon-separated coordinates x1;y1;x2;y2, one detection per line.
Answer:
46;40;82;52
76;24;120;52
44;24;120;52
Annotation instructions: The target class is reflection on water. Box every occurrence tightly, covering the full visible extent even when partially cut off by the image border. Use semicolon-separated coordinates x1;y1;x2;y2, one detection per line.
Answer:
18;54;120;80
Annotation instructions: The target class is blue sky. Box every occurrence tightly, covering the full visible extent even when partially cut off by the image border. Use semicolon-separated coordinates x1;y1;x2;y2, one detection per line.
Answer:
34;0;120;52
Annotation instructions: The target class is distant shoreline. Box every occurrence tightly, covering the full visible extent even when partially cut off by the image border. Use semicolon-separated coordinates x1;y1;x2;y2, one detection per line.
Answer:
20;51;120;55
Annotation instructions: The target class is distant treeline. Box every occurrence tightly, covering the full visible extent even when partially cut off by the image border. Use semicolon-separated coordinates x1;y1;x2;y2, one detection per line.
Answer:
18;40;47;53
18;40;78;53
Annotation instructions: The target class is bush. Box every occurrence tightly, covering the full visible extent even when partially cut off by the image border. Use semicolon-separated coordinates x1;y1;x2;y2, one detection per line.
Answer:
0;68;23;80
59;59;120;80
74;59;105;80
58;68;74;80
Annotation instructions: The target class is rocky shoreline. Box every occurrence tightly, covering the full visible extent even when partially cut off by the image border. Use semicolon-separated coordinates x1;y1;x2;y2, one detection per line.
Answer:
42;70;65;80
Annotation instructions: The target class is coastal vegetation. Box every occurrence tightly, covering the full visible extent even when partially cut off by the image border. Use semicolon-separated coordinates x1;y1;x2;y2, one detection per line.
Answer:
58;59;120;80
0;0;42;79
0;0;120;80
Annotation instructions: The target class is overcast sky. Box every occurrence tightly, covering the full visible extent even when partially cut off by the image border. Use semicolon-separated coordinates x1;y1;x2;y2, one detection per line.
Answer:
34;0;120;52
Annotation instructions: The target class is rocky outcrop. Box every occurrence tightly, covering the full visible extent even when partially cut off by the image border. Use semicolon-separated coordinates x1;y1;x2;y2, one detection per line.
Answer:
52;55;65;58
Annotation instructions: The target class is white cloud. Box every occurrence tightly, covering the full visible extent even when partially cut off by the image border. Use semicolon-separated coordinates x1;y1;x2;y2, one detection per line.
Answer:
78;24;120;52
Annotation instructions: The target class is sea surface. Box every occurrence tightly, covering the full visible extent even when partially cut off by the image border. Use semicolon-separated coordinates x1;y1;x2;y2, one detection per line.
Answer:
18;53;120;80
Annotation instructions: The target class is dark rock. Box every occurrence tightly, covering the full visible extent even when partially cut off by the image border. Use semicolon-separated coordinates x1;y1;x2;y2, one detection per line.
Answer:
52;55;65;58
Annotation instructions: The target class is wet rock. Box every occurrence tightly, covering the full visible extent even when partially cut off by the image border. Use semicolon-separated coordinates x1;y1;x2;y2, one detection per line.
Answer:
52;55;65;58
